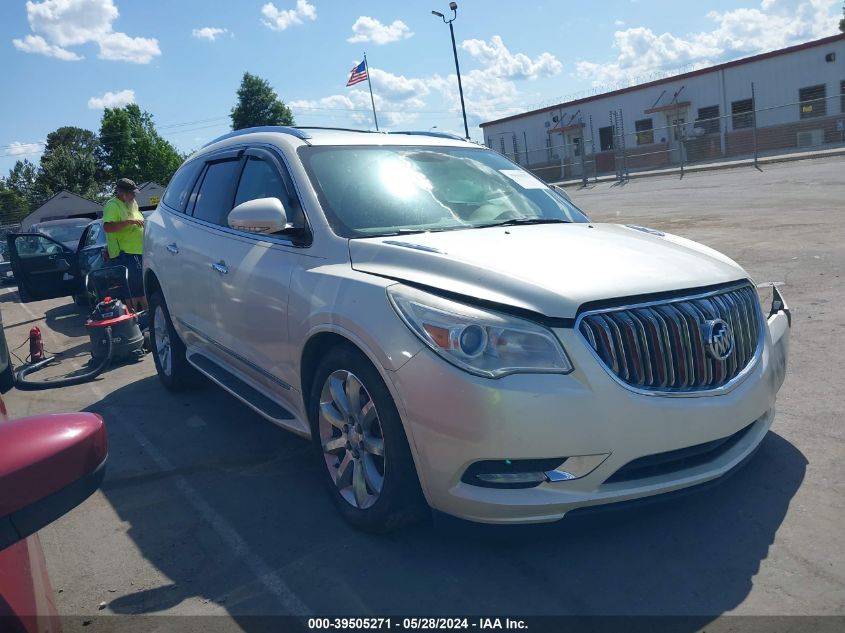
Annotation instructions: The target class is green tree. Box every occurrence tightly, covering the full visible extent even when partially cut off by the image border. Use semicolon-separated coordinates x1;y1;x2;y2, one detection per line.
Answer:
0;159;39;224
33;126;103;203
99;104;183;186
840;1;844;32
0;184;30;225
5;159;38;200
230;72;295;130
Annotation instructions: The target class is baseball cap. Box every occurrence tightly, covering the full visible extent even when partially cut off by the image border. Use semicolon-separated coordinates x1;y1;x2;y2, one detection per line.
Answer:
116;178;139;193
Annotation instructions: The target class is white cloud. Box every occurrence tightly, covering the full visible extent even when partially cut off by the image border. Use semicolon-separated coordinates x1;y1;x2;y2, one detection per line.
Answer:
12;34;82;60
261;0;317;31
614;20;626;26
7;141;45;156
461;35;562;80
347;16;413;45
576;0;840;86
192;27;228;41
290;91;421;127
97;32;160;63
13;0;160;64
369;68;430;100
291;36;559;130
87;88;135;109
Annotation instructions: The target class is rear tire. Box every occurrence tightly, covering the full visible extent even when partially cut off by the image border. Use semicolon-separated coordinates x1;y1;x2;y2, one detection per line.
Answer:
308;344;427;533
149;290;197;392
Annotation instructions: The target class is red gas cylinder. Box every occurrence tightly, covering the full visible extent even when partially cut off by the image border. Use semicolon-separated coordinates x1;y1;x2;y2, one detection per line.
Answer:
29;326;45;362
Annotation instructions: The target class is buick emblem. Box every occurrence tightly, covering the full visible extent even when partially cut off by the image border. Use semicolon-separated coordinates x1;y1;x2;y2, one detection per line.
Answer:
702;319;734;361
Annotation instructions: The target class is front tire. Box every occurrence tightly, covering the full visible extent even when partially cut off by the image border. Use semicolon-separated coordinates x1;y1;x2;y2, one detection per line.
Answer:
149;291;197;391
308;345;427;533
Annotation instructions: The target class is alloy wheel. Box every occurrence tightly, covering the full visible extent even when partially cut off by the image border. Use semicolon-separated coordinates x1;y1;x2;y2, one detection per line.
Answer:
153;305;172;377
318;370;386;509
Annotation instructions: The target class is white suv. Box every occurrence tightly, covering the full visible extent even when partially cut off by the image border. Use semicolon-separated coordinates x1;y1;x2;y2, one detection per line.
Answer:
144;127;791;532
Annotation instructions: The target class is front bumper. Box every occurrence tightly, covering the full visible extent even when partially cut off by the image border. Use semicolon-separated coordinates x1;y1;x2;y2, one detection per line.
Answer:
388;298;791;524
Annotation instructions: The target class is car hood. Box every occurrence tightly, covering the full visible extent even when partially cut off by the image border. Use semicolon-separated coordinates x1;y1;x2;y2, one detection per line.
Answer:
349;223;748;319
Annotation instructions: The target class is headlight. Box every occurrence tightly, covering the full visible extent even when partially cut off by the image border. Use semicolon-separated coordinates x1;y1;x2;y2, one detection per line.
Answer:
387;285;573;378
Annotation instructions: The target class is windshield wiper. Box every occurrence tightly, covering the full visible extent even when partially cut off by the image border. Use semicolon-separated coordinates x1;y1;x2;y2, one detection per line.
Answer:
360;228;428;238
474;218;571;229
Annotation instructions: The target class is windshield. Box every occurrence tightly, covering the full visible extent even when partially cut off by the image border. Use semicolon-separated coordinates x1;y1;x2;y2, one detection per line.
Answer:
299;146;589;238
35;220;90;244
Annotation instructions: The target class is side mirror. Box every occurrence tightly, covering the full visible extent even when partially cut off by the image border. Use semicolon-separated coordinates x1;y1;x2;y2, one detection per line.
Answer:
227;197;289;234
0;413;107;551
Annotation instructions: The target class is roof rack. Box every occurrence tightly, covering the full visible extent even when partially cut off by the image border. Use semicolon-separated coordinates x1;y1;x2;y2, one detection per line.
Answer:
389;131;467;141
294;126;382;134
202;126;312;148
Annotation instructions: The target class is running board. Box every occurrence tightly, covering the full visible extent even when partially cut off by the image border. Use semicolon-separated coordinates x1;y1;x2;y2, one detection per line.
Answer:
187;353;295;423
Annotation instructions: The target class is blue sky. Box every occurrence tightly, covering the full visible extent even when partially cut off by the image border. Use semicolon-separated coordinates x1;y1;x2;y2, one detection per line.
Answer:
1;0;841;175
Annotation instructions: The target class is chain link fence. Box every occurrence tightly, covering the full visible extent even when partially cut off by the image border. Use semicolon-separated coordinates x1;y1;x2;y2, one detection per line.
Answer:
489;84;845;184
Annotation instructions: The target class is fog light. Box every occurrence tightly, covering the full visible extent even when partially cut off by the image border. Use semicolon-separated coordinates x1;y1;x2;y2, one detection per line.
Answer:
475;472;547;485
462;458;565;489
462;454;611;489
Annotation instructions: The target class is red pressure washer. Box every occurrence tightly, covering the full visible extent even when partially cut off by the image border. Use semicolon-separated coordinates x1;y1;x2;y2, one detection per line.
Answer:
14;265;146;391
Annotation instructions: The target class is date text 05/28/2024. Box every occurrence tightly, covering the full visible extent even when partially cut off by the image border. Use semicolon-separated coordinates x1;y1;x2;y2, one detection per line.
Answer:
308;618;528;630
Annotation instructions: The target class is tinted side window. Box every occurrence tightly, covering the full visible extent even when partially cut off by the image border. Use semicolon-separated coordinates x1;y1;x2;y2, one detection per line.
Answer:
234;157;287;208
15;235;64;257
162;161;201;212
192;159;241;226
84;223;104;247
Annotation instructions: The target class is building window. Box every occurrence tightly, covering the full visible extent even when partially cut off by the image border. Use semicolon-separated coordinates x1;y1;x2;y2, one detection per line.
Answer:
732;99;753;130
695;105;720;135
840;80;844;114
545;137;552;161
599;126;614;151
486;138;493;149
799;84;826;119
634;119;654;145
512;134;519;164
499;137;506;155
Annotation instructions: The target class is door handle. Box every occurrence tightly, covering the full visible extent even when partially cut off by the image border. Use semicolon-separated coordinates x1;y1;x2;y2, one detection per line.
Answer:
211;261;228;275
166;243;179;255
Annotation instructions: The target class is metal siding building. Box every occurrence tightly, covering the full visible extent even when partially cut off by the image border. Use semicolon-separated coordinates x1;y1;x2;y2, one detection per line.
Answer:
480;34;845;181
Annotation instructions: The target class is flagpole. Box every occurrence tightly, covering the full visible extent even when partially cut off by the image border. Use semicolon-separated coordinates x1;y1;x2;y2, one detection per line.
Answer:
363;53;379;131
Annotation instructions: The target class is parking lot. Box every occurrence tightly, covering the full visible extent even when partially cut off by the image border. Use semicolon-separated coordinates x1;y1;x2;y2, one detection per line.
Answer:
3;156;844;629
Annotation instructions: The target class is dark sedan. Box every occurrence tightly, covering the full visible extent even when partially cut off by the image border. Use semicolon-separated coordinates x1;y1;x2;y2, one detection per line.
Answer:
8;213;149;307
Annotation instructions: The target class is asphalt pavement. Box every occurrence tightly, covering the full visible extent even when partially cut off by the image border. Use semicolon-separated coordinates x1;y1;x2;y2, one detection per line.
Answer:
2;155;843;631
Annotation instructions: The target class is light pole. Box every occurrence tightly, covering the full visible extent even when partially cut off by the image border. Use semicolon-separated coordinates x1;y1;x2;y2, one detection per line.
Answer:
432;3;470;140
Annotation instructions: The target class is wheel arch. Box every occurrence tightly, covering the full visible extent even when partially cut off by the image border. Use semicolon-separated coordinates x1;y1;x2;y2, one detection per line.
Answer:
144;268;162;303
298;326;431;501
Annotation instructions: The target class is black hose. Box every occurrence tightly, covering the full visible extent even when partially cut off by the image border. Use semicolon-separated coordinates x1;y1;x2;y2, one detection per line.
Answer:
14;327;114;391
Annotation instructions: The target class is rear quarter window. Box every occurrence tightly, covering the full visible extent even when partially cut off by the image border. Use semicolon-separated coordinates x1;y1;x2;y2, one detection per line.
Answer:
162;161;202;212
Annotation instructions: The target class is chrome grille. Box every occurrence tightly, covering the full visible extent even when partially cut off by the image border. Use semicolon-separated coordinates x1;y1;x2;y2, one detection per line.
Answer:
578;284;762;394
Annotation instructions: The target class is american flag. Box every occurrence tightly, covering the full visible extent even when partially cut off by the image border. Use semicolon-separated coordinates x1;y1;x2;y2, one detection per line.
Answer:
346;60;368;87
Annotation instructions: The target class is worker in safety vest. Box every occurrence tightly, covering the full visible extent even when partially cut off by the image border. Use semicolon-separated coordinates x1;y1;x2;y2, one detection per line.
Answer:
103;178;146;311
